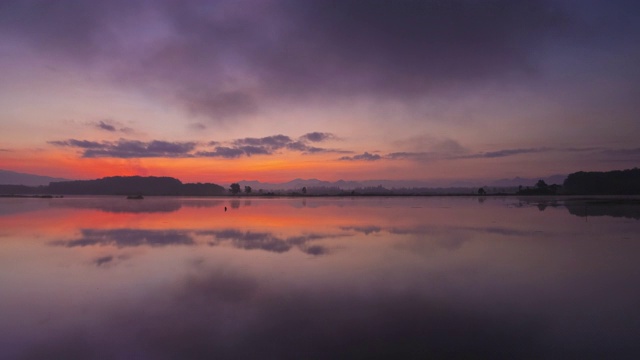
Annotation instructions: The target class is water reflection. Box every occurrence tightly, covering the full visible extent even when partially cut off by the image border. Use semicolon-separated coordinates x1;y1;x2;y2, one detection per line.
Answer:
50;227;337;255
1;196;640;359
50;198;183;213
52;229;196;248
201;229;334;255
564;199;640;219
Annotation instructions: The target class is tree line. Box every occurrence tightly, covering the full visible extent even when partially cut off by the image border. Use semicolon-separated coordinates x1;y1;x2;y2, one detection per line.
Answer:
0;176;226;196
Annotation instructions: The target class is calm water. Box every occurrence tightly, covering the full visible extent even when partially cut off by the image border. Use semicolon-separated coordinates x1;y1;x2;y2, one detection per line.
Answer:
1;196;639;359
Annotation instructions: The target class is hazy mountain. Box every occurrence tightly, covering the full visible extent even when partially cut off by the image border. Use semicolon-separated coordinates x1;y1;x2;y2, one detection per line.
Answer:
0;169;71;186
489;174;567;188
235;175;567;191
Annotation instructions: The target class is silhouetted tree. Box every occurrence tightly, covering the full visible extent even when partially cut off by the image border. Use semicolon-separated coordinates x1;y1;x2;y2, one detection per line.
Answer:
564;168;640;195
244;185;252;194
229;183;241;195
478;187;486;195
302;186;307;194
535;180;548;190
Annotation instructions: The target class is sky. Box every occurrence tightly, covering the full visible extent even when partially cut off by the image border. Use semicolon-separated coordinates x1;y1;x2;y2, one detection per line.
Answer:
1;0;639;184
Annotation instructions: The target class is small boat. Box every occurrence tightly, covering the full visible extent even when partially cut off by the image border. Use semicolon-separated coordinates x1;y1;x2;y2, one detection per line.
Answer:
126;195;144;200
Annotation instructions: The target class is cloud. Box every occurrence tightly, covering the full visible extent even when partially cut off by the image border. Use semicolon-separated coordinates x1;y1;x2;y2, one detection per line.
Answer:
454;146;598;160
467;148;552;159
93;120;135;134
385;146;601;162
179;89;258;120
189;123;207;131
300;132;335;142
599;147;640;159
233;134;292;150
49;139;104;149
97;121;116;132
94;255;113;266
197;133;346;158
339;152;382;161
50;133;346;159
386;136;471;162
49;138;197;158
196;147;245;159
386;152;438;161
0;0;592;122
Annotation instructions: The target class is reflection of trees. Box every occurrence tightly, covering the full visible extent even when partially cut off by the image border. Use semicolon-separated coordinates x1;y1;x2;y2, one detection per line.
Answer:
50;199;182;213
564;200;640;220
517;179;560;195
564;168;640;195
180;200;225;208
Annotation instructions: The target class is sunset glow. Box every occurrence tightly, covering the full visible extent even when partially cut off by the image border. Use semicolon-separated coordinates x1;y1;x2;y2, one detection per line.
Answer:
1;1;639;184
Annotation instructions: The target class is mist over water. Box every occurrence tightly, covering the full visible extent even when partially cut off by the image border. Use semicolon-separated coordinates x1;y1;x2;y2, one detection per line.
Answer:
1;196;639;359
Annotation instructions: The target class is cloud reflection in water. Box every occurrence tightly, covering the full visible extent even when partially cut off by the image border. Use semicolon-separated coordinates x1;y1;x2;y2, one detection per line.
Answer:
52;229;196;248
51;228;337;256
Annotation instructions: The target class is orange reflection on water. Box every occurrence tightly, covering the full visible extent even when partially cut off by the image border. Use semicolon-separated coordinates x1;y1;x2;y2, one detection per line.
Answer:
1;197;448;239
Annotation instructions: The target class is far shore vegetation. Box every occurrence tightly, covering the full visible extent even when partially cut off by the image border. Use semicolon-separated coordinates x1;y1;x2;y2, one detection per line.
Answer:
1;168;639;197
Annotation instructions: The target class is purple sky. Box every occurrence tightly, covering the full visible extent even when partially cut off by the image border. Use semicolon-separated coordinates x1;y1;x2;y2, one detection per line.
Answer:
1;0;639;183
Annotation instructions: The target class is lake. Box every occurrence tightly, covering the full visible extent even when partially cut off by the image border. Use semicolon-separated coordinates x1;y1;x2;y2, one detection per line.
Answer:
1;196;639;359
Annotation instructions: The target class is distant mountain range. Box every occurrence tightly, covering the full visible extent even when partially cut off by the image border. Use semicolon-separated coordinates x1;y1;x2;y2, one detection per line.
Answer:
489;174;567;188
233;175;567;191
0;169;71;186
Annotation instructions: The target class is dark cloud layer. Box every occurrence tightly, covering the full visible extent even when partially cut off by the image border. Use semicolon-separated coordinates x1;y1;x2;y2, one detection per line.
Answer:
94;120;134;134
49;135;631;164
465;147;552;159
97;121;116;132
339;152;381;161
384;146;608;162
300;132;335;142
49;139;197;158
49;132;341;158
2;0;619;121
197;133;344;158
